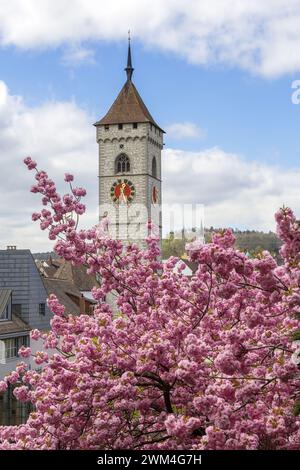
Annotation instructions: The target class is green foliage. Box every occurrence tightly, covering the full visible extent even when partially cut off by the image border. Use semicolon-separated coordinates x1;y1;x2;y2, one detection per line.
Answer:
290;330;300;341
162;228;282;260
292;401;300;417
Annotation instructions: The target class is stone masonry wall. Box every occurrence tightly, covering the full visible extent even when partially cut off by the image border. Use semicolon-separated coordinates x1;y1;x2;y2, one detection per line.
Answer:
97;122;163;246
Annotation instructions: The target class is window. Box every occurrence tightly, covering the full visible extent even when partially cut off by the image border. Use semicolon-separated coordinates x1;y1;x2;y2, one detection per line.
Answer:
4;338;17;359
2;336;29;360
133;123;138;129
0;384;31;425
39;303;46;316
12;304;22;317
104;125;109;131
0;304;9;321
118;123;123;130
152;157;157;178
115;154;130;174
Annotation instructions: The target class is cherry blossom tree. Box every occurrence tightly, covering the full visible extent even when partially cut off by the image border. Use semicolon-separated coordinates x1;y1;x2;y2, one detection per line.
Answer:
0;157;299;450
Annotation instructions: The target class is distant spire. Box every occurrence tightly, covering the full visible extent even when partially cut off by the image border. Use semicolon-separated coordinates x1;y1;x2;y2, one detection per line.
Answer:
125;30;134;81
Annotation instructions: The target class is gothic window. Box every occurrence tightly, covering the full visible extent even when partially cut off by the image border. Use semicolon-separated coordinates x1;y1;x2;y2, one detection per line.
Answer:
115;154;130;174
152;156;157;178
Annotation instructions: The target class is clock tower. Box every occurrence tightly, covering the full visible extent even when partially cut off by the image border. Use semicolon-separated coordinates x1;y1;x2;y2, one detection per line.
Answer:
94;38;164;248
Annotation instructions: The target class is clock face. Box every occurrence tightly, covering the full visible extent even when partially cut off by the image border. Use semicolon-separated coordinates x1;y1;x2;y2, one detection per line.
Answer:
152;185;158;205
111;179;135;204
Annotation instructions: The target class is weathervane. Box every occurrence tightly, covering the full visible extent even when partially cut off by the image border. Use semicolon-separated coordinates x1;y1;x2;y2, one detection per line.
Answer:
125;29;134;81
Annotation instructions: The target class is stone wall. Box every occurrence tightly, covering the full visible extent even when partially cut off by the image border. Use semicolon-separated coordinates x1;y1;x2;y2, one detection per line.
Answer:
97;122;163;247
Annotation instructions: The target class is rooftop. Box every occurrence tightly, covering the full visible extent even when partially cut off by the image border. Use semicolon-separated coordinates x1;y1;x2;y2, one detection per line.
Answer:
94;38;164;132
43;278;96;316
0;314;30;336
94;80;164;132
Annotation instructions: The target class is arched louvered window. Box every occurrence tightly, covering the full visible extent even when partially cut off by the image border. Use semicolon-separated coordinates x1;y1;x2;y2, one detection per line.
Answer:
115;154;130;174
152;156;157;178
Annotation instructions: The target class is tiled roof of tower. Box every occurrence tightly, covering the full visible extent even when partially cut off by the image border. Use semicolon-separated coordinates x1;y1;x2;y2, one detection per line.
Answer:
94;37;164;132
94;80;164;132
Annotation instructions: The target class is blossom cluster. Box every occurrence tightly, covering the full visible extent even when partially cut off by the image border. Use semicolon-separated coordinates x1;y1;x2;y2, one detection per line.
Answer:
0;158;299;450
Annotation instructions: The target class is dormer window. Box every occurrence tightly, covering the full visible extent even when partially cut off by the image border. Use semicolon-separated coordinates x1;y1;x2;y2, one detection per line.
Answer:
0;304;9;321
115;154;130;174
0;290;12;322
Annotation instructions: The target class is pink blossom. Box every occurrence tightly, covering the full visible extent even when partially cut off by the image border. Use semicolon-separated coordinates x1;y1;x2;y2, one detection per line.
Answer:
30;329;42;341
215;350;241;375
18;347;31;358
24;156;37;170
64;173;74;182
31;212;41;221
6;371;19;384
186;238;203;254
34;351;49;365
13;386;30;402
47;294;65;316
72;187;86;197
0;161;298;451
0;381;7;392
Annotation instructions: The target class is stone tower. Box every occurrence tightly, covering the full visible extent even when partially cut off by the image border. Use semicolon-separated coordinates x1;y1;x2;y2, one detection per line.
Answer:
94;39;164;248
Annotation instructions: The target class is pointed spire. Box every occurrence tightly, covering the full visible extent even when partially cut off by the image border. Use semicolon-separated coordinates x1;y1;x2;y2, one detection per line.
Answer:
125;30;134;81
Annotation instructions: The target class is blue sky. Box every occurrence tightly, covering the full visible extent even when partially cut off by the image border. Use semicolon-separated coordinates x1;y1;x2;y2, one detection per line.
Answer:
1;40;299;166
1;0;300;250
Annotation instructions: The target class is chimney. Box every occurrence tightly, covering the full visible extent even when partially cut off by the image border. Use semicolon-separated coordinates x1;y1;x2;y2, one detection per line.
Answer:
79;294;86;314
7;245;17;250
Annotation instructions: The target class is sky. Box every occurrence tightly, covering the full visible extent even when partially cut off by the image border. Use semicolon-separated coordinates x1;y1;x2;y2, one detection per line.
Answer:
0;0;300;250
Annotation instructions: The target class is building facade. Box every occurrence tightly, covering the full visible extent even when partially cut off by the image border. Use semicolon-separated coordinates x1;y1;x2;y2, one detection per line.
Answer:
0;248;52;382
0;248;98;423
95;40;164;248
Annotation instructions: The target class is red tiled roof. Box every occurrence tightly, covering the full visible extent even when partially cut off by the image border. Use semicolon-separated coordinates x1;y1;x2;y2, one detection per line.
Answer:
94;80;164;132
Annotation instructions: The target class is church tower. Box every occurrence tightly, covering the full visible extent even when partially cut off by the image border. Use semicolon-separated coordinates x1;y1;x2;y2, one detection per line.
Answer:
94;38;164;248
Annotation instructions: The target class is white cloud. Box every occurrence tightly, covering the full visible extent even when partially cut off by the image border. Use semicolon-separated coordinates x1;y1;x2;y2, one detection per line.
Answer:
162;147;300;232
165;122;206;140
1;1;300;76
0;80;98;251
0;80;299;252
61;44;96;66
